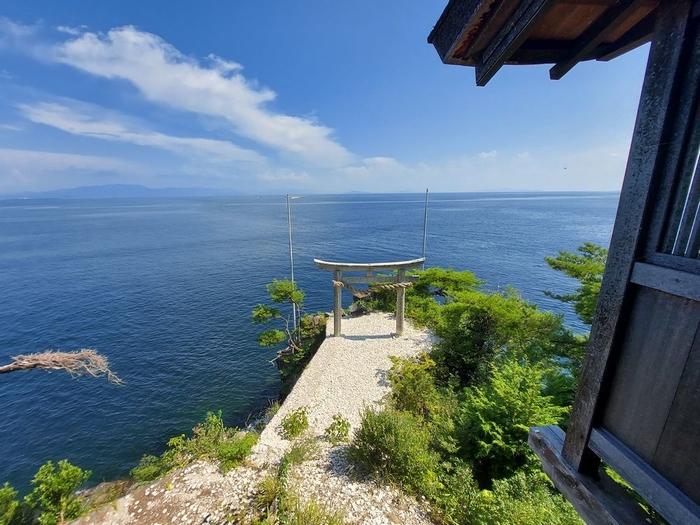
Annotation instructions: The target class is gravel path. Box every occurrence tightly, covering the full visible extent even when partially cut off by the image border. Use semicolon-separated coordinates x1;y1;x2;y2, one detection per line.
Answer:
250;312;435;466
73;313;436;525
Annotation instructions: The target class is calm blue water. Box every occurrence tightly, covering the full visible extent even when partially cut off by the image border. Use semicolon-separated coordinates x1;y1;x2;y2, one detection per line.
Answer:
0;192;618;491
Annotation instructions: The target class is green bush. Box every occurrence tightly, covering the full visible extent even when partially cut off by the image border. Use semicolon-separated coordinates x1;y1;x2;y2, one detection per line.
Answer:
348;407;440;496
0;483;20;525
24;460;91;525
478;472;582;524
131;411;256;482
324;414;350;445
458;359;568;484
280;407;309;440
217;432;259;472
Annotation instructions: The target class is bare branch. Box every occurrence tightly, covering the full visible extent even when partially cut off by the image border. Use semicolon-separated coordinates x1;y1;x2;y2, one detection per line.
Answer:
0;349;123;384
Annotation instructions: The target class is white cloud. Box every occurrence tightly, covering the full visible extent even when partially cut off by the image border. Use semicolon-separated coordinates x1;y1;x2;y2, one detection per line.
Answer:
341;156;405;178
50;26;353;168
478;150;498;159
19;101;263;162
257;170;312;183
0;148;141;191
57;26;82;36
0;18;36;49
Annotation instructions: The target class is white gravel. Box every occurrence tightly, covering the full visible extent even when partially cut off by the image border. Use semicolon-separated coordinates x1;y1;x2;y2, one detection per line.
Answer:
249;312;435;466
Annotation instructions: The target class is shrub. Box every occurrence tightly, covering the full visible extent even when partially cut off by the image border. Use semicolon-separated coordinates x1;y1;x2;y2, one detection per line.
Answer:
348;407;440;496
324;414;350;445
24;460;91;525
481;472;582;524
458;359;568;484
217;432;259;472
0;483;20;525
280;407;309;440
387;354;441;418
131;411;256;482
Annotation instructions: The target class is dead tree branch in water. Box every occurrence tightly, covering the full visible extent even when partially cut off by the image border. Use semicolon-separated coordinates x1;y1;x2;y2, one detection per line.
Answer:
0;349;122;384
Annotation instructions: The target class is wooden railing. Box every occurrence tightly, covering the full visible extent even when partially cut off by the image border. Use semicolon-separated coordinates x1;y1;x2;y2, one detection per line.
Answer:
313;258;425;337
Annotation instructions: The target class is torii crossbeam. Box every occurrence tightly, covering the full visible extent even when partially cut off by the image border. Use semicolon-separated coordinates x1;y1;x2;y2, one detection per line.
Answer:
313;258;425;337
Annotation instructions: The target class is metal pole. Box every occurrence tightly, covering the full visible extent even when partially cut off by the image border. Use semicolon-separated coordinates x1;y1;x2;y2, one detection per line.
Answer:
422;188;429;269
287;194;297;333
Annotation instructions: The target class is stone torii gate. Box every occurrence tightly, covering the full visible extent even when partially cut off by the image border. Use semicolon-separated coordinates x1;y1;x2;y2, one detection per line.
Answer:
313;258;425;337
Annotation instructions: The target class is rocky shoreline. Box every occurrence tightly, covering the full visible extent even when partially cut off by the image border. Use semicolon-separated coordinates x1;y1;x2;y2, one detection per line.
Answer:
72;313;436;525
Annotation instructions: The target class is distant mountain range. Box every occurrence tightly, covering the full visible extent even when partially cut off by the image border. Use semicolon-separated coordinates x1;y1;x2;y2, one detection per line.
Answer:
0;184;246;199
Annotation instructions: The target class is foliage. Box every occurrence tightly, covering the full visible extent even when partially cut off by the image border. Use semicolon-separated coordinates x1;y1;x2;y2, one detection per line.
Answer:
387;354;443;418
252;279;306;350
348;407;440;496
24;460;91;525
0;483;20;525
324;414;351;445
457;359;568;484
280;407;309;440
131;411;257;482
478;472;582;524
280;438;319;472
545;242;607;325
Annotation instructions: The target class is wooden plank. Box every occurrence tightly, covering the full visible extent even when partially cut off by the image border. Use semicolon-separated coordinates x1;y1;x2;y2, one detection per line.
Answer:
475;0;557;86
334;269;342;337
602;287;699;461
529;426;654;525
427;0;490;63
550;0;639;80
645;251;700;273
396;269;406;336
596;9;656;62
590;428;700;524
340;275;419;284
652;328;700;504
314;258;425;272
562;0;693;472
630;261;700;301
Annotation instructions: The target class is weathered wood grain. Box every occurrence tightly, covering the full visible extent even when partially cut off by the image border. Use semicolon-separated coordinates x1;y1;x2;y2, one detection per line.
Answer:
652;327;700;504
630;261;700;301
529;426;652;524
602;287;699;461
590;428;700;524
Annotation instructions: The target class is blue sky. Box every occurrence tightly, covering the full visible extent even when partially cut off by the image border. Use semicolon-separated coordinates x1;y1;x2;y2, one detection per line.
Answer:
0;1;649;194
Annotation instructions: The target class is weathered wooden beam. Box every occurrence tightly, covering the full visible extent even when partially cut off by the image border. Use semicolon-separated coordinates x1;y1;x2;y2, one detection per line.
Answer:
589;428;700;525
334;269;342;337
341;275;420;284
529;426;653;524
630;261;700;301
427;0;491;63
314;258;425;272
396;269;406;336
562;0;693;472
475;0;557;86
596;9;656;62
550;0;639;80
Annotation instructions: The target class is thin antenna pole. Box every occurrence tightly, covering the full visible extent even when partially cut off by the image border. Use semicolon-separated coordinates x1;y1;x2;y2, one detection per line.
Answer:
286;194;297;333
422;188;429;269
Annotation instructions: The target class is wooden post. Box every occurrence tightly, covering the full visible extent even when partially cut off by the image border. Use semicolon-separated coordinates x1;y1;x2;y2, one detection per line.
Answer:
334;269;342;337
396;269;406;336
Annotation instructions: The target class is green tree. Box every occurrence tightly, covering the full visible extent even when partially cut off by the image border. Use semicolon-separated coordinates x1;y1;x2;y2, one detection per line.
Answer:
545;242;607;325
252;280;306;351
24;460;91;525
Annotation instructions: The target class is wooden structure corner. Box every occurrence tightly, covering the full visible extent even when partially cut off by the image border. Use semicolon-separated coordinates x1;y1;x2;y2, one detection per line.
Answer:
430;1;700;523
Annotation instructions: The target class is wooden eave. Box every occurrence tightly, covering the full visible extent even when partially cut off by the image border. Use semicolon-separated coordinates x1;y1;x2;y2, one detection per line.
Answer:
428;0;659;85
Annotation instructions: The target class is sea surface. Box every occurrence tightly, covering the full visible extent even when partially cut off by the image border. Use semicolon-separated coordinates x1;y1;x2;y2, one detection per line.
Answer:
0;192;618;491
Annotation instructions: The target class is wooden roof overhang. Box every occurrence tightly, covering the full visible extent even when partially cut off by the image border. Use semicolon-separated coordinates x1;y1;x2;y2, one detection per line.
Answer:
428;0;659;85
